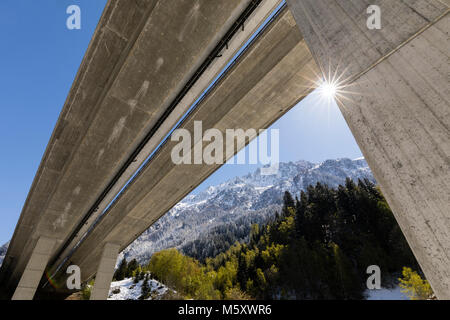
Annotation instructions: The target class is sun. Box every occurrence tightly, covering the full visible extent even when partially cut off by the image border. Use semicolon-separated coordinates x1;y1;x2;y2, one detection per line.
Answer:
296;58;362;109
318;80;338;101
321;81;337;98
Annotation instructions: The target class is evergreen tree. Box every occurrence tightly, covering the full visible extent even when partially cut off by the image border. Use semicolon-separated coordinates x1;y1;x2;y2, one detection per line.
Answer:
295;191;308;239
282;191;295;216
127;259;139;278
140;274;151;300
114;258;128;281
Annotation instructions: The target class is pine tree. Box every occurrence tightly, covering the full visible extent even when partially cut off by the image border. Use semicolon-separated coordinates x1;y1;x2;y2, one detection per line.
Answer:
295;191;308;239
127;259;139;278
133;266;142;284
249;224;260;246
282;191;295;217
140;274;151;300
114;258;128;281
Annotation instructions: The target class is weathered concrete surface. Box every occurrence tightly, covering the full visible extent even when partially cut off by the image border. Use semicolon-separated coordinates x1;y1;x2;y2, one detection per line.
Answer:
11;237;56;300
0;0;253;297
90;243;120;300
287;0;450;299
59;9;318;284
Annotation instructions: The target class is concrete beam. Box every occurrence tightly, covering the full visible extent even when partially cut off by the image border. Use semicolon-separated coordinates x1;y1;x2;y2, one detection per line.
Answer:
90;243;120;300
61;9;318;283
1;0;254;295
50;0;284;274
287;0;450;299
11;237;56;300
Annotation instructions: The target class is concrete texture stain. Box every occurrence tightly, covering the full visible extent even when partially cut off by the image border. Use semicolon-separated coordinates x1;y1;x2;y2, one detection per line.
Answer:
108;117;127;145
177;1;200;42
73;186;81;196
155;57;164;72
128;80;150;109
96;148;105;166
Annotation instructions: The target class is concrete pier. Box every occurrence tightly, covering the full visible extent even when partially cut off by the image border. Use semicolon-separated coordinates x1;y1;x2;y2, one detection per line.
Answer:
11;237;56;300
287;0;450;299
89;243;120;300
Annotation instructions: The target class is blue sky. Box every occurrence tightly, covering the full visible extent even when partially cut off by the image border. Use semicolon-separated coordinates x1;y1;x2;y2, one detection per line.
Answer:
0;1;362;244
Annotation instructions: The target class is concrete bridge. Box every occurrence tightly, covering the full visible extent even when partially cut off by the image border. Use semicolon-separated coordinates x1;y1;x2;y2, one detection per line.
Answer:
0;0;448;300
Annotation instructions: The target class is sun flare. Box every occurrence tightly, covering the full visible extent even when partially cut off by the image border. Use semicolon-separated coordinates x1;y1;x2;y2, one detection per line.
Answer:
320;81;338;99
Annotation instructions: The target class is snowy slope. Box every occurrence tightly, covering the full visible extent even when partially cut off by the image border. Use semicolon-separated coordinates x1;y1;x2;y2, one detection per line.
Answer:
0;241;9;268
121;158;374;264
108;276;170;300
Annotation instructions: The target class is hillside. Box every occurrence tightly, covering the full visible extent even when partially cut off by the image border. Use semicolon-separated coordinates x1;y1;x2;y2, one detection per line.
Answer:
121;179;420;300
121;158;374;264
0;241;9;268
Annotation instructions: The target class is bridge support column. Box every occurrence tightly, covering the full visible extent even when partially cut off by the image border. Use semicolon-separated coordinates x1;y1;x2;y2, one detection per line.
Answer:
90;243;120;300
11;237;56;300
287;0;450;298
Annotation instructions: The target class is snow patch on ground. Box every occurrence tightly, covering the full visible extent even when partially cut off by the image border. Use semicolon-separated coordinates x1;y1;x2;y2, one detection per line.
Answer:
365;286;408;300
108;276;169;300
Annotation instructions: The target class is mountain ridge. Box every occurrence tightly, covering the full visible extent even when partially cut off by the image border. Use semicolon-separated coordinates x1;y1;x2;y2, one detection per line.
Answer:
121;157;374;264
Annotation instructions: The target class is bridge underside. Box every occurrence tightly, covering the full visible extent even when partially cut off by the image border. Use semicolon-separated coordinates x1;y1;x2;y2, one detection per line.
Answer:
0;0;264;298
1;0;449;300
56;8;317;288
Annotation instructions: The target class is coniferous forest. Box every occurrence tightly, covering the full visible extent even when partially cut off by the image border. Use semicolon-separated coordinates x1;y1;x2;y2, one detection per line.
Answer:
114;179;423;300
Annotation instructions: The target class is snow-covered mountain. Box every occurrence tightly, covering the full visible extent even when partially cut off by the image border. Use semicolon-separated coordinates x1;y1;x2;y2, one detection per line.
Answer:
0;241;9;268
121;158;374;264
